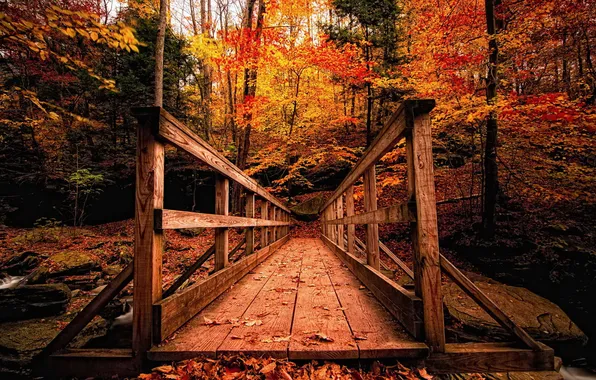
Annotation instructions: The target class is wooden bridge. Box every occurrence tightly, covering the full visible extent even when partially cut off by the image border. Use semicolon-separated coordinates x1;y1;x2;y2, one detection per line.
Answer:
37;100;555;377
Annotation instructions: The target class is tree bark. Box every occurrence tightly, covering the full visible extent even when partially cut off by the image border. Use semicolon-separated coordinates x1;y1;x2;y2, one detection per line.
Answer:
482;0;501;238
154;0;169;107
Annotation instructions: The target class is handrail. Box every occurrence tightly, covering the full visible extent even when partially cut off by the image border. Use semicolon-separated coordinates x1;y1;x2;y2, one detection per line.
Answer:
132;107;290;213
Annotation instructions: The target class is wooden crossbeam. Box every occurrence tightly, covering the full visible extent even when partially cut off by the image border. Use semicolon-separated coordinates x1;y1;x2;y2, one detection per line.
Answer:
379;240;415;279
323;203;414;225
155;209;291;229
439;254;542;351
41;263;133;356
162;244;216;299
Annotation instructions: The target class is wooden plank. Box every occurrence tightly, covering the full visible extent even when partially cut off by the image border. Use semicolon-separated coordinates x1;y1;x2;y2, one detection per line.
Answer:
336;197;345;250
345;186;355;255
163;244;215;298
321;235;423;338
149;245;286;361
289;239;359;360
215;175;230;271
153;235;290;342
321;103;407;211
364;166;380;270
132;109;164;357
324;203;414;225
351;236;390;271
425;342;554;373
439;255;542;350
42;264;133;356
260;202;269;247
146;107;290;212
318;240;428;359
406;125;422;298
379;240;414;280
410;105;445;353
228;237;247;262
156;209;291;229
43;349;137;378
246;192;255;255
218;239;304;358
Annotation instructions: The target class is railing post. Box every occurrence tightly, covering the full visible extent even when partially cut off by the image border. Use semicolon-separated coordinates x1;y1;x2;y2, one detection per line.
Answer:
346;185;355;255
364;166;380;270
336;196;344;250
245;192;255;255
268;204;275;243
215;174;229;271
260;201;269;247
406;99;445;353
132;108;164;360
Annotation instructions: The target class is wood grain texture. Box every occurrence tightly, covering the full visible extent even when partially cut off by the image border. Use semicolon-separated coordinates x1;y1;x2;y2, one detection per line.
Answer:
424;342;554;373
132;112;164;357
156;209;291;229
379;240;414;280
321;235;423;339
149;246;286;361
324;203;414;225
439;254;542;350
148;107;290;212
289;240;359;360
218;239;304;358
406;130;422;298
215;175;229;271
321;103;407;211
318;239;428;359
411;112;446;352
43;349;136;378
260;202;269;248
336;197;344;250
153;235;291;342
345;186;355;255
364;166;380;270
245;193;255;255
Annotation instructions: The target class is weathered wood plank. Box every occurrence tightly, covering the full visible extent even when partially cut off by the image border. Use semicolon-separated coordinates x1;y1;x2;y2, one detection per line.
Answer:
218;239;304;358
132;109;164;357
379;240;414;280
146;107;289;212
324;203;414;225
43;349;137;378
406;124;422;298
425;342;554;373
345;185;355;255
289;239;359;360
336;197;344;250
153;235;290;342
364;166;380;270
321;103;407;211
42;264;133;356
318;240;428;359
320;235;423;339
148;247;286;361
440;254;542;350
245;192;255;255
351;236;390;271
260;202;269;248
410;103;446;353
215;175;229;271
155;209;291;229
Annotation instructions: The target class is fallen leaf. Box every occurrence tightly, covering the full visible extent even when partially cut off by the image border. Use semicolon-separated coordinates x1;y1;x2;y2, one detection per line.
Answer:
260;362;276;374
230;335;243;340
418;368;434;380
310;333;334;342
359;285;366;290
354;335;367;340
152;365;174;374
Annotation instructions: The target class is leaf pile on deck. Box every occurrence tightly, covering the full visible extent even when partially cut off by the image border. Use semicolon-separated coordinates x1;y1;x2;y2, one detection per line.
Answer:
137;355;436;380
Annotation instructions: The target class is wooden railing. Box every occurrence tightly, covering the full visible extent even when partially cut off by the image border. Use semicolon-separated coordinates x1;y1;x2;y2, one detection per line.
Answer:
39;107;292;374
320;99;545;356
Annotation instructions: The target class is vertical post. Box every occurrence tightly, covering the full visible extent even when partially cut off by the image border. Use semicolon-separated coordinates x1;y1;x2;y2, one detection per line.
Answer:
215;174;229;271
364;166;380;270
133;108;164;358
346;185;355;255
407;133;422;297
407;99;445;353
260;201;269;247
245;192;255;255
273;206;279;241
331;201;337;244
336;196;344;250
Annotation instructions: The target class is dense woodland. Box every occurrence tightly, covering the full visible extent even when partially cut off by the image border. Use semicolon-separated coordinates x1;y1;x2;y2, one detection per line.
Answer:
0;0;595;378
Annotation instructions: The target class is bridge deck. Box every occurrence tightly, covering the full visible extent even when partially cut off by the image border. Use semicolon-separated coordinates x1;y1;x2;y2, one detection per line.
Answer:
149;237;428;361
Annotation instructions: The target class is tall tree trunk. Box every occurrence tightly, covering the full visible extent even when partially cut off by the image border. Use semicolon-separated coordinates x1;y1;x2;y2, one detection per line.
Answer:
365;27;373;146
200;0;212;141
482;0;501;238
154;0;169;107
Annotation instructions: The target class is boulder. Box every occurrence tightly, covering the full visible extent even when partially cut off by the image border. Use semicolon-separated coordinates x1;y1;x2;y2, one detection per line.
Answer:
444;278;588;358
1;251;40;275
291;195;326;221
47;250;100;277
0;284;71;322
177;228;205;237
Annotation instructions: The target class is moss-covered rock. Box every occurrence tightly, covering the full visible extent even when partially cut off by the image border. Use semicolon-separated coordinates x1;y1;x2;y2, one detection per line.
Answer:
1;251;40;275
47;250;100;277
290;195;326;221
0;284;71;322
